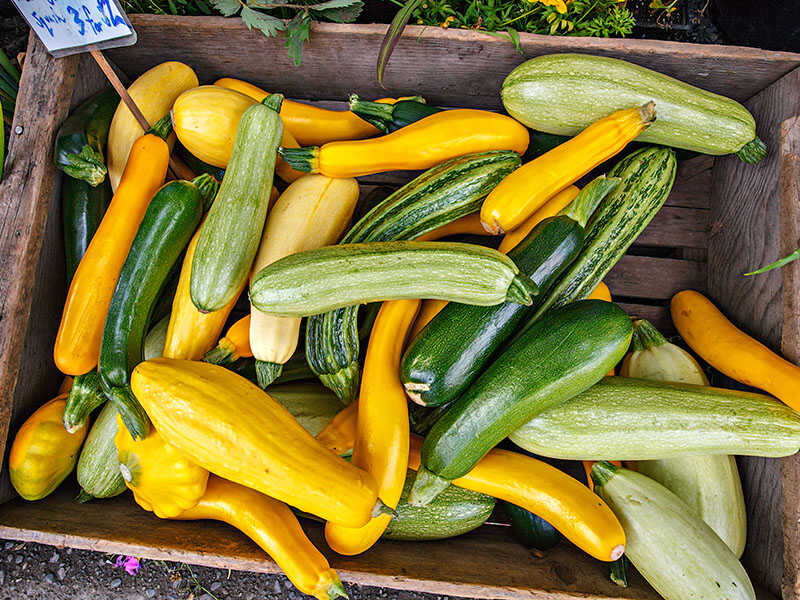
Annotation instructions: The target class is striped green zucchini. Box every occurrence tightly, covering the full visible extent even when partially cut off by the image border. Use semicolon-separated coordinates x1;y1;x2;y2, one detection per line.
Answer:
592;462;755;600
63;369;106;433
384;470;495;541
510;376;800;460
54;88;118;186
517;146;676;339
250;241;536;317
76;402;125;501
99;177;210;439
502;53;765;163
305;150;521;402
190;94;283;312
62;177;111;284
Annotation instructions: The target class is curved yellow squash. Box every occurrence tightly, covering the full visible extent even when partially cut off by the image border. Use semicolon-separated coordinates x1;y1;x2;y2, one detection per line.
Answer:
9;394;87;500
174;476;347;600
106;61;198;191
114;416;209;518
131;358;380;527
172;85;303;183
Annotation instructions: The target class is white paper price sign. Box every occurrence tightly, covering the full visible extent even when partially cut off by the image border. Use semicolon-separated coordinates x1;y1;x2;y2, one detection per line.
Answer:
12;0;137;57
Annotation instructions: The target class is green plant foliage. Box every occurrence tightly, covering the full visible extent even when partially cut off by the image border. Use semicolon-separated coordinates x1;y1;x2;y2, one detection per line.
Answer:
395;0;635;39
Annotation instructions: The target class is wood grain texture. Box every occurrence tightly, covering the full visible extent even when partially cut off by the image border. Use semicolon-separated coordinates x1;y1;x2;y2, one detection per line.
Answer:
110;16;800;108
605;255;706;300
0;36;78;502
708;66;800;598
779;116;800;600
0;489;661;600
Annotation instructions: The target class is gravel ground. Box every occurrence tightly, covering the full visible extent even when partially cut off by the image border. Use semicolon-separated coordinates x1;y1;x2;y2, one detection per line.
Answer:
0;539;459;600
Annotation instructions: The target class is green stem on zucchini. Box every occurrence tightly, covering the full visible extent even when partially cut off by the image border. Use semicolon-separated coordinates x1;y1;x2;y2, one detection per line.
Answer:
148;114;173;141
76;490;94;503
610;555;629;587
105;386;151;441
63;146;107;188
261;93;285;112
348;94;396;128
506;273;537;305
630;319;668;352
203;338;237;366
64;370;106;433
191;173;220;211
326;580;348;600
408;467;451;507
735;137;767;164
590;460;619;488
559;175;621;228
745;245;800;276
318;362;361;405
255;360;283;389
279;146;318;173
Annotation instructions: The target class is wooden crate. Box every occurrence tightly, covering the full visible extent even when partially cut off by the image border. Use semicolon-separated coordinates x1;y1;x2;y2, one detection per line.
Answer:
1;15;799;599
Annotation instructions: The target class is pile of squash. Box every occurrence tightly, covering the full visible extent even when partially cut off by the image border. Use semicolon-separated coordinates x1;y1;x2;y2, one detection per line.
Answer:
10;54;800;600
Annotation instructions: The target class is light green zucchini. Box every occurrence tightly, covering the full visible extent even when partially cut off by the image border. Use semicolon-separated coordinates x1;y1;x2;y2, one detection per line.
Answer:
76;402;126;501
250;241;536;317
510;376;800;460
502;53;765;163
591;462;755;600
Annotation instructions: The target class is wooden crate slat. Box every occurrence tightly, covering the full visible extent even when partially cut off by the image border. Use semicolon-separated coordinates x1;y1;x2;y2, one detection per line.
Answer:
110;17;800;108
0;490;661;600
0;37;79;502
636;206;708;249
605;255;705;300
709;66;800;598
616;302;673;335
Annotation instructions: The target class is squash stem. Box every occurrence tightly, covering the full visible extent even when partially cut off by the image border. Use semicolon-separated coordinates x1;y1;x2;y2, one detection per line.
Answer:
609;555;629;587
63;145;107;187
76;489;94;504
148;114;173;141
192;173;220;212
736;137;767;164
559;175;621;228
255;360;283;389
630;319;668;352
106;386;151;441
325;578;349;600
590;460;619;488
506;273;537;306
373;499;398;518
279;146;319;173
203;338;237;366
408;467;450;506
318;362;361;405
261;93;284;113
63;370;105;433
348;94;396;132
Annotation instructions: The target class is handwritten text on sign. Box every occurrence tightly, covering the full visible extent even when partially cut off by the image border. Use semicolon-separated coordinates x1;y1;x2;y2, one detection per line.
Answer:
13;0;135;54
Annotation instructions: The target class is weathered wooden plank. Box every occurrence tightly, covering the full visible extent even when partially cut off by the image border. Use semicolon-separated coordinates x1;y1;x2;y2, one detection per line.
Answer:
113;17;800;108
0;37;79;503
0;489;661;600
779;116;800;600
605;255;706;300
708;66;800;598
637;206;708;249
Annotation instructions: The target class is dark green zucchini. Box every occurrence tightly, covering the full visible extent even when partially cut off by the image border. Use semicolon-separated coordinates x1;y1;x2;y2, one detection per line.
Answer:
63;369;106;433
400;177;618;407
384;470;495;541
62;176;111;283
99;176;211;439
349;95;439;133
55;88;118;186
410;300;633;506
502;502;560;550
305;150;521;403
176;144;226;182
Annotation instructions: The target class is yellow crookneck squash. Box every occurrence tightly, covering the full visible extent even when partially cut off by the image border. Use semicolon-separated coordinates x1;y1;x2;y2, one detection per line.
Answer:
9;394;87;500
114;416;209;518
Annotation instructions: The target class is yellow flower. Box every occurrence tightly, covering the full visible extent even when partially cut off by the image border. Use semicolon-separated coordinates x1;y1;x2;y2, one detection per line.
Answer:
526;0;568;14
440;15;455;28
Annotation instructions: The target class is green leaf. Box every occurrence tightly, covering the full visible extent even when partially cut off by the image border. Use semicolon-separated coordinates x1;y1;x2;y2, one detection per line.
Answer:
241;6;285;37
211;0;241;17
285;12;311;67
310;0;363;23
1;101;4;182
377;0;423;86
745;246;800;276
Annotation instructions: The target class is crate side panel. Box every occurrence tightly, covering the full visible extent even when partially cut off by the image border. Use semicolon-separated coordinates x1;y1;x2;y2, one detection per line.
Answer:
0;490;662;600
709;66;800;598
0;38;78;502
